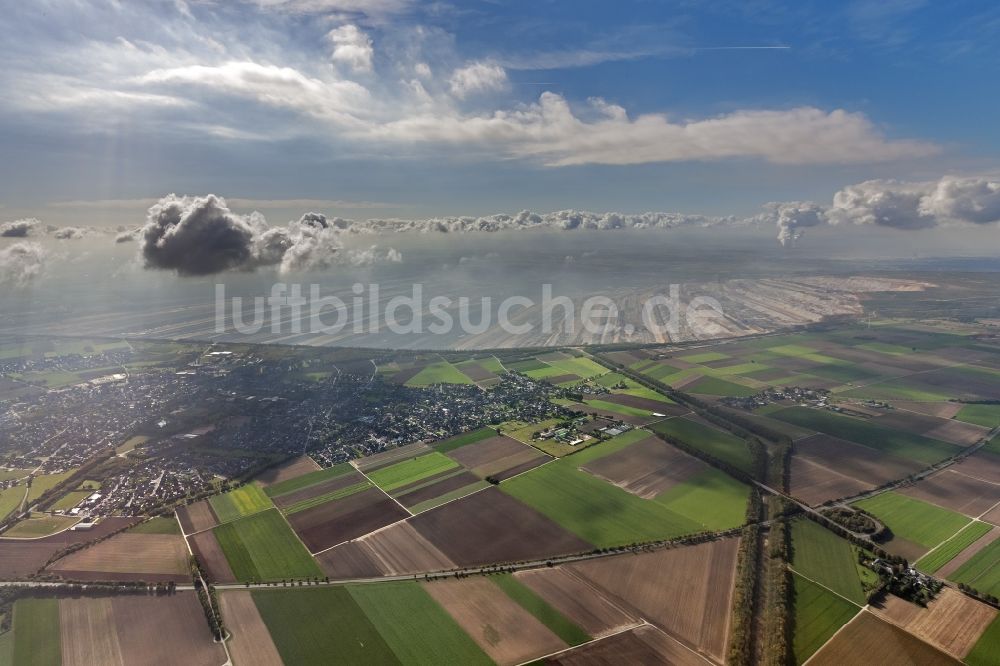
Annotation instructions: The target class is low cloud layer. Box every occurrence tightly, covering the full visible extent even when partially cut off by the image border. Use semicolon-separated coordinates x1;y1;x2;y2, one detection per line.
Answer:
137;194;402;276
51;226;89;240
0;218;38;238
764;175;1000;244
0;242;46;287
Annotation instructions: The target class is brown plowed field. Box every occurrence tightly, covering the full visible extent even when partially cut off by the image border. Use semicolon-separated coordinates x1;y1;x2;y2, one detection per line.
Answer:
581;436;706;499
873;412;988;447
515;568;637;638
794;434;922;486
0;517;138;578
391;467;465;496
600;393;689;415
809;611;962;666
176;500;218;534
447;435;541;478
424;577;567;665
898;469;1000;517
255;455;321;487
546;373;582;385
547;625;711;666
49;533;188;578
906;367;1000;401
315;540;386;579
790;456;873;506
219;591;284;666
287;487;409;553
603;351;643;366
893;401;964;418
271;469;367;508
871;587;997;658
938;526;1000;578
494;458;550;481
396;471;481;507
952;451;1000;484
190;530;236;583
386;365;424;384
567;538;739;662
60;598;125;666
112;593;226;666
361;521;456;574
353;441;431;472
459;363;497;382
983;505;1000;526
409;487;591;567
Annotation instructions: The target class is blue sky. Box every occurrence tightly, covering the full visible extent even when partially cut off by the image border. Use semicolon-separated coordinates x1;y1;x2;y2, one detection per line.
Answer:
1;0;998;225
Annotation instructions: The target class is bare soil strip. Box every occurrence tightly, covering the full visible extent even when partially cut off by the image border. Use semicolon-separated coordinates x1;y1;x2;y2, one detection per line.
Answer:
219;590;284;666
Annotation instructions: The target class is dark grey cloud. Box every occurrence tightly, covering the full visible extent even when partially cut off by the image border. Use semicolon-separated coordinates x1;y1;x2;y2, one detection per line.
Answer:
0;242;46;287
0;218;38;237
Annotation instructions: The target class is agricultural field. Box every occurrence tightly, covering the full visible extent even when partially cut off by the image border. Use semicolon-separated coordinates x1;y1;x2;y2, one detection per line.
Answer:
789;518;867;605
916;521;994;573
3;513;78;538
442;434;548;482
546;625;707;665
870;587;997;660
770;407;958;466
514;568;638;639
648;416;753;473
47;530;189;581
218;591;283;666
213;509;323;581
502;429;747;547
366;452;459;493
50;490;90;512
430;426;497;453
791;573;861;665
254;455;322;488
898;469;1000;517
491;574;590;646
284;485;409;553
176;500;219;534
949;534;1000;598
521;354;607;382
0;486;24;521
854;492;971;558
25;471;76;504
0;517;137;579
208;483;273;523
955;403;1000;428
967;615;1000;666
808;611;961;666
567;538;739;663
404;360;474;387
251;584;492;665
11;597;60;666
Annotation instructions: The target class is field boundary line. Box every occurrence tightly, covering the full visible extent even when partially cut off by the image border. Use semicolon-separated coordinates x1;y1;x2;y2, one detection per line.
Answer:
915;519;985;566
353;465;414;517
952;468;1000;487
978;499;1000;519
182;503;275;538
788;566;865;609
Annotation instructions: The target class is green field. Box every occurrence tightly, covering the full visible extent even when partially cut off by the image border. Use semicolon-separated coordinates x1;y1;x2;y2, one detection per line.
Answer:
11;598;60;666
769;407;957;465
649;417;753;473
492;574;590;646
955;403;1000;428
252;584;491;665
619;386;674;403
263;462;354;498
214;509;322;581
405;361;474;386
209;484;273;523
431;427;497;453
0;628;12;666
50;489;89;512
841;379;952;403
283;481;372;514
915;521;993;573
791;573;860;665
583;399;652;417
4;513;78;538
790;519;867;605
25;471;75;504
368;452;459;493
350;583;492;665
966;614;1000;666
0;487;24;521
593;372;640;388
950;535;1000;597
502;429;747;546
540;356;607;379
130;516;182;535
507;358;548;372
854;492;970;550
0;469;30;483
685;375;757;397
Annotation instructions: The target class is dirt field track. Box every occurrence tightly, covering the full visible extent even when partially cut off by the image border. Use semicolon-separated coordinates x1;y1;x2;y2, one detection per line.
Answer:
567;538;738;663
793;434;921;486
938;526;1000;578
286;486;409;553
872;412;987;447
808;611;961;666
789;456;872;506
360;520;456;574
219;591;284;666
445;435;547;480
190;530;236;583
0;517;138;578
952;451;1000;485
176;500;219;534
424;577;567;665
871;587;997;659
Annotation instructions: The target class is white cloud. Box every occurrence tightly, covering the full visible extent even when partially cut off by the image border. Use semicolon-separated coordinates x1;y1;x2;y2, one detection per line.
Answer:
328;25;374;73
246;0;413;16
448;61;508;98
0;242;46;287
